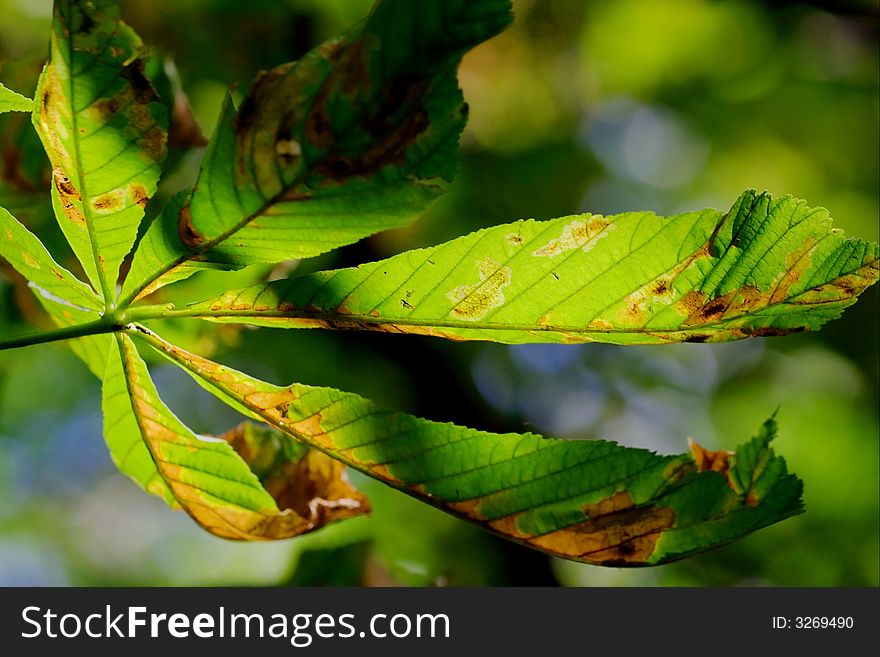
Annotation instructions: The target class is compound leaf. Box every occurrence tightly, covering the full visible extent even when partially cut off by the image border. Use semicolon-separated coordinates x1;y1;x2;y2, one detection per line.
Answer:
178;190;879;344
120;0;513;303
33;0;167;302
103;333;368;539
135;326;803;565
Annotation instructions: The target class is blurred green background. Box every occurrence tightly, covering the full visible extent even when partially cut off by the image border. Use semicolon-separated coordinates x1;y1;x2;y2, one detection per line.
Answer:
0;0;877;586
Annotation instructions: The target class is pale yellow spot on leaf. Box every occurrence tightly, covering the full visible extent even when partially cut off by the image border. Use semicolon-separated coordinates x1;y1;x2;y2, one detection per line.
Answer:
531;215;614;258
447;257;512;321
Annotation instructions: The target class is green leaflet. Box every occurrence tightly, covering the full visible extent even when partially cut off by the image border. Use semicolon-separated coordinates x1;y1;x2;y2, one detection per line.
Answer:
164;190;880;344
103;333;369;539
120;0;513;303
134;326;803;566
0;205;101;312
0;82;33;114
0;204;110;376
53;311;112;379
103;334;175;506
32;0;167;303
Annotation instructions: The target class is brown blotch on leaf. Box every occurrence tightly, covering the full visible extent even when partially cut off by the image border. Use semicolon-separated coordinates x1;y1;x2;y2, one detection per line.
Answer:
138;126;167;162
130;183;149;209
93;95;122;119
699;297;729;322
52;168;85;225
303;40;374;149
177;203;204;248
681;285;769;328
53;168;79;201
448;498;485;520
210;422;370;540
303;61;336;150
366;73;430;134
269;451;370;521
90;188;126;213
527;491;675;565
688;437;740;494
303;41;432;178
447;258;512;321
770;237;818;304
587;318;615;331
288;413;329;447
532;216;613;258
689;438;734;476
316;109;430;180
677;290;708;318
121;59;160;104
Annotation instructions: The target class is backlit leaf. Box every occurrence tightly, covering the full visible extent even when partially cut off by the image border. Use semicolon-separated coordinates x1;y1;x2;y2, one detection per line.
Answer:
103;333;368;539
135;325;803;565
32;0;167;302
0;204;110;375
120;0;513;303
0;82;33;114
164;190;879;344
0;204;101;312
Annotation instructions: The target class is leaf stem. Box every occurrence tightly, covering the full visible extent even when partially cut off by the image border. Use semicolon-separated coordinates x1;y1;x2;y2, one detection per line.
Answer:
0;319;120;352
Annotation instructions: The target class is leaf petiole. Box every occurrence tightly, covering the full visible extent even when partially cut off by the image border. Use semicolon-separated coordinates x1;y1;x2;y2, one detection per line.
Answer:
0;318;121;352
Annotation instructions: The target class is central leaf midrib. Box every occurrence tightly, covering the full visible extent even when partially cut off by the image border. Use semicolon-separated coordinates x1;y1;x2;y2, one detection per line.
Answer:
119;55;450;308
63;0;114;307
129;282;855;337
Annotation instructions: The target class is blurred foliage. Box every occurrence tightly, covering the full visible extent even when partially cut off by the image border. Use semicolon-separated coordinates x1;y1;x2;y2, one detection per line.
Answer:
0;0;877;585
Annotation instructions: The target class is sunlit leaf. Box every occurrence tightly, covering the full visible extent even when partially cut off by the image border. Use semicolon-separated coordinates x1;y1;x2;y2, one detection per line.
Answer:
1;0;875;570
103;333;369;539
167;190;879;344
32;0;167;302
0;205;101;312
120;0;513;302
0;82;33;114
0;204;110;375
135;326;803;565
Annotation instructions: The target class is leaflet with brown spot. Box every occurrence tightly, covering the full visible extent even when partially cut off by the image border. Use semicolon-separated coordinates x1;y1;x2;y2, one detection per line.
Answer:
689;438;734;480
527;491;675;565
36;68;71;168
90;189;126;213
130;183;149;209
447;257;512;320
219;422;370;538
177;203;204;248
620;241;713;325
52;168;85;225
532;215;613;258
